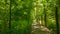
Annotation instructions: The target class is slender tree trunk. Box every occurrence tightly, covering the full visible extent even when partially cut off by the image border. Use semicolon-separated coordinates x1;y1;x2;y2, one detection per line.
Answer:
8;0;12;34
43;4;47;27
55;7;59;34
9;0;11;29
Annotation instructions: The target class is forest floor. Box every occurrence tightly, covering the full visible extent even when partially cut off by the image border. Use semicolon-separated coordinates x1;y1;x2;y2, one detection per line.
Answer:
31;22;55;34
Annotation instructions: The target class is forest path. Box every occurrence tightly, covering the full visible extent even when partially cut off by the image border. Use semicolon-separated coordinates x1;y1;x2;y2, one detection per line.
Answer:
31;22;53;34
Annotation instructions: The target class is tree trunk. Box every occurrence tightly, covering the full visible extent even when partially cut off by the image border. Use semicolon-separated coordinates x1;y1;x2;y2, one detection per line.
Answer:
55;7;59;34
43;4;47;27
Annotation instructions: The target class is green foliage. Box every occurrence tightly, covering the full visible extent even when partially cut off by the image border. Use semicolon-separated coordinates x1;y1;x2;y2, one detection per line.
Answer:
0;0;34;34
0;0;60;34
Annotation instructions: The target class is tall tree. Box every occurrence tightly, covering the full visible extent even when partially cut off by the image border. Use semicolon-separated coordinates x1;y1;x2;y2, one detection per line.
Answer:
55;6;59;34
9;0;11;30
43;0;47;27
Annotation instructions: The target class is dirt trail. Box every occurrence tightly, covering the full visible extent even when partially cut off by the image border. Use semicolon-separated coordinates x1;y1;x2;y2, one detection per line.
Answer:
31;22;53;34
